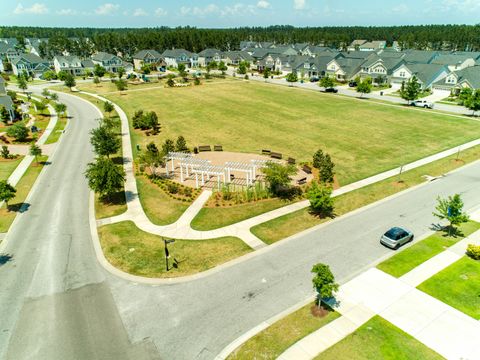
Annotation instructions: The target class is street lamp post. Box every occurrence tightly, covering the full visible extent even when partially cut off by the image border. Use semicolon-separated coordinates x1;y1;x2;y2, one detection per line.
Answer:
163;238;175;271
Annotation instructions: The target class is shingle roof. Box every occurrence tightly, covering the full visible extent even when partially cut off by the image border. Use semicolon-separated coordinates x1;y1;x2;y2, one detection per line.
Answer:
162;49;195;58
453;66;480;88
11;53;49;65
403;63;448;85
132;49;162;60
91;52;118;62
0;95;14;110
403;50;438;64
198;48;222;57
431;54;476;66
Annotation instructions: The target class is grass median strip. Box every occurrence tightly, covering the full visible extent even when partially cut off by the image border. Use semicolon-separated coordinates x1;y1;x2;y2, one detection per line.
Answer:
377;221;480;277
0;156;47;233
98;221;251;278
0;156;24;181
227;303;339;360
314;316;444;360
417;256;480;319
44;117;67;144
251;145;480;244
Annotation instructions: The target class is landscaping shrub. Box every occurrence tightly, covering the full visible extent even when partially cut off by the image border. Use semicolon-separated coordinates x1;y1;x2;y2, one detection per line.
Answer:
466;244;480;260
167;182;179;194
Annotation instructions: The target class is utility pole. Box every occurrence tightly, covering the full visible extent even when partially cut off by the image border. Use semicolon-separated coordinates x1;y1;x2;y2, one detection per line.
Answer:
163;238;175;271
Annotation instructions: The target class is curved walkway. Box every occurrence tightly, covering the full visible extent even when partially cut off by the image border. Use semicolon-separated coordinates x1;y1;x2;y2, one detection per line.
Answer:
81;90;480;251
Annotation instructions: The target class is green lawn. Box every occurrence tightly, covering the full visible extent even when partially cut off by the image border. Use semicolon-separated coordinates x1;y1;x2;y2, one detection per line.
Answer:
315;316;443;360
0;157;23;181
251;145;480;244
98;221;251;278
98;80;480;185
191;198;292;230
418;256;480;319
0;156;47;233
377;221;480;277
95;192;127;219
228;303;340;360
44;117;68;144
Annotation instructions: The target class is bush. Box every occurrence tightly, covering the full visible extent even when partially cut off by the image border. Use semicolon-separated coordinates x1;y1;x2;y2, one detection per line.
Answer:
466;244;480;260
166;182;179;194
7;122;29;141
307;182;334;216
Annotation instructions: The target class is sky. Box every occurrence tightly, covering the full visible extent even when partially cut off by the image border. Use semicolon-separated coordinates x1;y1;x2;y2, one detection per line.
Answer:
1;0;479;28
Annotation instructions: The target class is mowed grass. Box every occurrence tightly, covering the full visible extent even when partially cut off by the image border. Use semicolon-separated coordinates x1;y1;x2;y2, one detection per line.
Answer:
98;221;251;278
228;303;339;360
377;221;480;277
315;316;444;360
0;156;47;233
102;80;480;185
251;145;480;244
44;117;67;144
418;256;480;319
0;157;23;181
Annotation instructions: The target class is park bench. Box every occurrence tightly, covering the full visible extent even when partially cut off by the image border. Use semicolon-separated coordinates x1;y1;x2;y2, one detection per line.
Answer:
214;145;223;152
287;157;296;165
271;152;282;159
198;145;212;152
297;177;307;185
262;149;271;155
302;165;312;174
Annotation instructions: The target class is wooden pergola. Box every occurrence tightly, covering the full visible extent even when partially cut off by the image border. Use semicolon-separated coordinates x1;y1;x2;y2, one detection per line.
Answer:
178;158;211;182
225;161;256;186
165;152;191;176
191;165;227;189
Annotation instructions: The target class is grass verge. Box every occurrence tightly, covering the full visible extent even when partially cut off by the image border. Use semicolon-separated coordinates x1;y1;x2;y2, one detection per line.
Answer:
44;117;67;144
227;303;339;360
98;221;251;278
0;156;24;181
0;156;47;233
251;145;480;244
315;316;444;360
417;256;480;319
377;221;480;277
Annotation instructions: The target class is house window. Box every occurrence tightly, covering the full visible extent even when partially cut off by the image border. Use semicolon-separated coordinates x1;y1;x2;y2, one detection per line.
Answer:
399;71;406;77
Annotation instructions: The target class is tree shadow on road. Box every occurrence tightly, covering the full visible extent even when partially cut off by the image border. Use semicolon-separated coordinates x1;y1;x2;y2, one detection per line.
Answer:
7;202;31;214
0;254;13;266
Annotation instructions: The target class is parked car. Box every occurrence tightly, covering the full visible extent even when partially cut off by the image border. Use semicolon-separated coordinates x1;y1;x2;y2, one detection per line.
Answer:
380;227;414;249
411;100;434;109
310;76;320;82
324;87;338;93
348;80;357;87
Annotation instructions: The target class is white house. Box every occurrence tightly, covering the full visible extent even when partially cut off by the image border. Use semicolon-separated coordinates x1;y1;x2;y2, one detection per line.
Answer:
53;55;84;75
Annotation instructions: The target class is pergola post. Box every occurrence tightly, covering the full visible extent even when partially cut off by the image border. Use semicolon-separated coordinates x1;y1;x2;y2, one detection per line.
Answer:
171;159;175;171
195;173;199;188
180;164;184;182
165;162;169;176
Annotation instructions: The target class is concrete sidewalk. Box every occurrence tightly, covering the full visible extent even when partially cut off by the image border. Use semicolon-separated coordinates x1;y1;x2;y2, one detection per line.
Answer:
278;231;480;360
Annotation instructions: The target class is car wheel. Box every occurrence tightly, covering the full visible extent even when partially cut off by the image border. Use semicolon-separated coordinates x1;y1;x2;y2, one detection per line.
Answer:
424;105;428;108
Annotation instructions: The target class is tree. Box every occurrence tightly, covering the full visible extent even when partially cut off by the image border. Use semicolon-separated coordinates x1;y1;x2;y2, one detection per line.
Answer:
286;72;298;85
218;61;227;74
144;111;160;134
263;162;297;195
42;70;57;81
433;194;469;235
64;73;76;90
57;70;68;81
138;142;163;176
104;101;114;116
458;88;472;105
141;64;151;74
194;77;201;86
207;61;218;73
161;139;175;155
117;67;125;79
41;88;51;98
313;149;325;169
307;182;334;216
320;75;334;89
17;76;28;92
177;63;187;77
50;92;59;101
7;122;28;141
35;100;47;115
238;61;249;75
464;89;480;116
29;143;42;163
94;64;106;78
85;157;125;200
93;76;101;86
263;67;271;81
311;263;338;307
115;79;127;91
175;135;188;152
90;125;121;158
54;103;67;116
319;154;335;184
356;77;372;98
1;145;10;159
0;180;17;209
166;77;175;87
0;106;9;124
400;76;421;103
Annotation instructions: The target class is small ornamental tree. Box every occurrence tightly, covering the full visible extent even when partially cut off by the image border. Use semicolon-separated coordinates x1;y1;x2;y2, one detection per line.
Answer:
85;157;125;200
50;92;59;101
433;194;469;235
90;125;121;158
263;162;297;196
7;122;29;142
144;111;160;134
0;180;17;209
1;145;10;159
313;149;325;169
319;154;335;184
464;90;480;116
166;77;175;87
175;135;188;152
311;263;339;307
356;77;372;98
117;67;125;79
307;182;334;216
286;72;298;85
161;139;175;156
237;61;248;75
41;88;51;98
178;63;187;77
54;103;67;116
35;100;47;115
94;64;106;78
0;106;9;124
263;67;271;81
218;61;227;74
17;76;28;92
400;76;421;104
29;143;42;163
57;70;68;81
103;101;114;117
320;76;335;89
93;76;101;86
138;142;164;176
64;73;76;90
458;88;473;105
115;79;128;91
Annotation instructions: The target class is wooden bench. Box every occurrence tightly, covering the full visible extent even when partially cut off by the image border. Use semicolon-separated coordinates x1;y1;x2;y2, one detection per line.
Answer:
262;149;271;155
214;145;223;152
198;145;212;152
297;177;307;185
271;152;282;159
302;165;312;174
287;157;296;165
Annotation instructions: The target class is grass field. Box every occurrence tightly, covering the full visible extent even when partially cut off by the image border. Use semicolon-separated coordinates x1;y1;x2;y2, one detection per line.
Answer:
96;80;480;185
418;256;480;319
377;221;480;277
251;145;480;243
228;303;339;360
0;156;47;233
315;316;443;360
0;157;23;181
98;221;251;278
45;117;67;144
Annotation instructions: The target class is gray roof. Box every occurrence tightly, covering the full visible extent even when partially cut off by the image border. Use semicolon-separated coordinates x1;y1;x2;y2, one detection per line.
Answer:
198;48;222;57
431;54;476;66
162;49;195;58
402;63;448;85
453;66;480;89
0;95;14;111
132;49;162;60
223;51;254;62
340;51;375;60
81;59;94;68
91;52;118;62
335;57;366;78
403;50;438;64
11;53;49;65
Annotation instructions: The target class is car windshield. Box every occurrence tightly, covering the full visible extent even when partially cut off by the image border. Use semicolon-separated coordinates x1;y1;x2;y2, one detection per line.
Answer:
384;228;406;240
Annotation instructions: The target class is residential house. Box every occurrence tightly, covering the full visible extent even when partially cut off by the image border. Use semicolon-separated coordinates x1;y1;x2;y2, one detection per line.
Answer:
403;50;438;64
132;49;165;71
26;38;48;57
162;49;198;68
325;57;366;81
0;77;14;121
433;66;480;92
390;63;448;89
292;43;312;56
81;59;95;75
11;53;50;78
53;55;84;75
359;41;387;52
198;48;222;67
431;54;476;72
91;52;126;73
0;43;20;63
347;40;368;51
355;53;405;81
221;51;254;66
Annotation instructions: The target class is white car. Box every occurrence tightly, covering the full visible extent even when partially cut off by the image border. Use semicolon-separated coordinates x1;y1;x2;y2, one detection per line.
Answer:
411;100;434;109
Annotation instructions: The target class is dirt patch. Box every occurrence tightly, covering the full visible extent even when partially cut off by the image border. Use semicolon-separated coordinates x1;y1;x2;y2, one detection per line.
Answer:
310;304;331;318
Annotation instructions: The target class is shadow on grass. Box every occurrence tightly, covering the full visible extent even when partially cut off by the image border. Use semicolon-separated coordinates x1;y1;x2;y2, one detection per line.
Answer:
308;208;336;220
99;191;126;206
111;156;124;165
0;254;13;266
429;223;464;238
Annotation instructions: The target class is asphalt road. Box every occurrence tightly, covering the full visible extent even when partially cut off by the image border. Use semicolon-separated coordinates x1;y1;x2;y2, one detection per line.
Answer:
0;85;479;360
